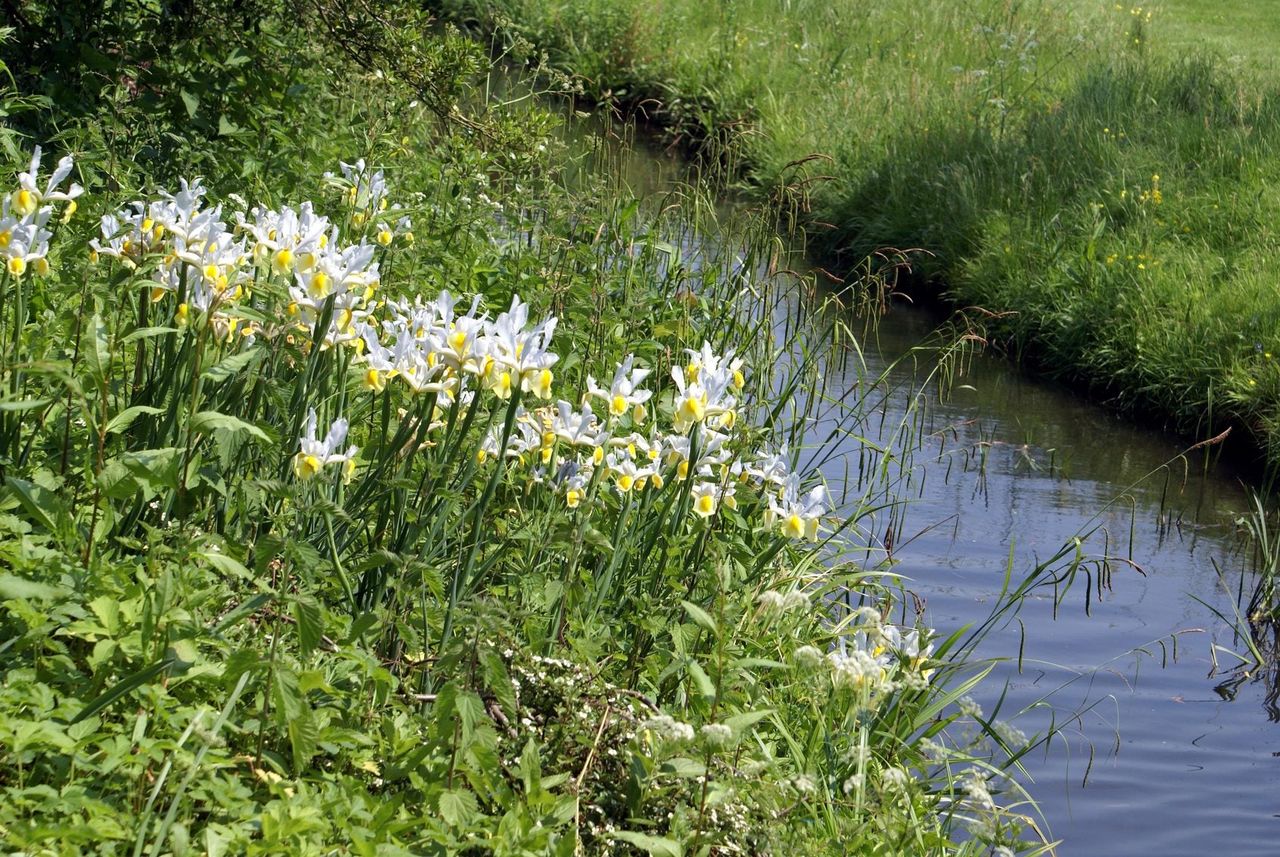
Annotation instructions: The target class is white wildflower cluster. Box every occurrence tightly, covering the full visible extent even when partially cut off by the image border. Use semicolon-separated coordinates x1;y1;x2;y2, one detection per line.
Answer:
1;146;82;278
757;588;809;617
798;612;938;697
698;722;734;748
638;714;695;744
879;765;912;792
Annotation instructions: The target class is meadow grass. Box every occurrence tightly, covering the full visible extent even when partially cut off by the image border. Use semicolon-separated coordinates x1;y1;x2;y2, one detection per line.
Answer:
435;0;1280;471
0;5;1058;855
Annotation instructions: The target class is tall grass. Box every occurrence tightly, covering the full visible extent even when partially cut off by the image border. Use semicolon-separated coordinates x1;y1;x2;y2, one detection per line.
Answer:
435;0;1280;472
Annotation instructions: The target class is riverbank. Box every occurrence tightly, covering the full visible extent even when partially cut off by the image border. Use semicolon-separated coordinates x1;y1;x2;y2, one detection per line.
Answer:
0;6;1044;855
434;0;1280;473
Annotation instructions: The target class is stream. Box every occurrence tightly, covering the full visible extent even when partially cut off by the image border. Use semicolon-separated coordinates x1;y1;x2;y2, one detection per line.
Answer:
552;105;1279;856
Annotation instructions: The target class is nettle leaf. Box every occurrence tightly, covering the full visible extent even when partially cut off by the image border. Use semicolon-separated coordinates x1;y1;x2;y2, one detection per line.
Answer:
479;647;518;717
455;690;486;742
288;708;319;772
611;831;683;857
179;88;199;118
438;788;479;828
518;739;542;795
292;596;323;657
271;665;305;724
190;410;271;443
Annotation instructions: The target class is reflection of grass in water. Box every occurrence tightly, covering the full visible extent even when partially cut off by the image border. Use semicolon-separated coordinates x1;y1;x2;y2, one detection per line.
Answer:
1205;495;1280;720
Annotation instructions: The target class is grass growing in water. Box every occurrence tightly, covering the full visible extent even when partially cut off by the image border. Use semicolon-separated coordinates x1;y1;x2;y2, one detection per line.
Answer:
435;0;1280;472
0;5;1067;854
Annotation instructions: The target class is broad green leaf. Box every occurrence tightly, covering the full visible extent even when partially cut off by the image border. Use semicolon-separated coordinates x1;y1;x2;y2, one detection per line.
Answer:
5;476;70;538
0;397;51;412
292;596;323;657
611;831;682;857
190;410;270;443
105;405;163;435
438;789;478;827
479;647;518;718
659;757;706;778
179;89;199;118
201;551;254;582
680;600;718;635
271;665;305;723
201;347;262;383
288;708;319;772
518;739;542;795
122;325;179;343
723;710;772;735
84;312;111;385
0;572;65;601
685;658;716;699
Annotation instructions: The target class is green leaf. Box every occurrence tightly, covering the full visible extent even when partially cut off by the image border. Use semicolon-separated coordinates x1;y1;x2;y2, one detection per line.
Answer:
685;658;716;700
438;789;478;828
292;596;323;657
659;757;706;778
5;476;70;539
201;347;262;383
105;405;164;435
190;410;270;443
84;312;111;385
73;655;178;723
479;648;518;718
200;551;254;582
0;572;65;601
0;397;51;412
122;325;179;344
179;89;199;118
217;115;240;136
611;831;682;857
288;708;319;772
680;600;718;635
518;739;542;796
723;710;772;735
271;666;305;723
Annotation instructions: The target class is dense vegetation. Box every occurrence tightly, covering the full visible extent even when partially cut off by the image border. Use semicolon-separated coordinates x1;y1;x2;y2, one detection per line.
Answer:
432;0;1280;469
0;3;1045;855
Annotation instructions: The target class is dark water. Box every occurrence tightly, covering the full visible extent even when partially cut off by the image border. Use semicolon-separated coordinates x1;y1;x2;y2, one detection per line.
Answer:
554;106;1279;856
830;308;1277;856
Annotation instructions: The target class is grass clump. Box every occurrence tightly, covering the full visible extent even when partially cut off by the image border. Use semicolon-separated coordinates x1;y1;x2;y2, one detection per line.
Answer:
433;0;1280;470
0;3;1045;855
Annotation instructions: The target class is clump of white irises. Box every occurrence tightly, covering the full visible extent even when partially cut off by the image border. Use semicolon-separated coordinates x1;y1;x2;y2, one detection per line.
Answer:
81;158;829;537
1;146;82;278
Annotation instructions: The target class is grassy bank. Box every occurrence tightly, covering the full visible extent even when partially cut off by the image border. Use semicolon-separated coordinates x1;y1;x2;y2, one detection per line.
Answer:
434;0;1280;469
0;3;1050;855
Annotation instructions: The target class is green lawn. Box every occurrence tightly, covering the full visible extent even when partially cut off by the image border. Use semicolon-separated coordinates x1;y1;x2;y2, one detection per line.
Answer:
1149;0;1280;66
